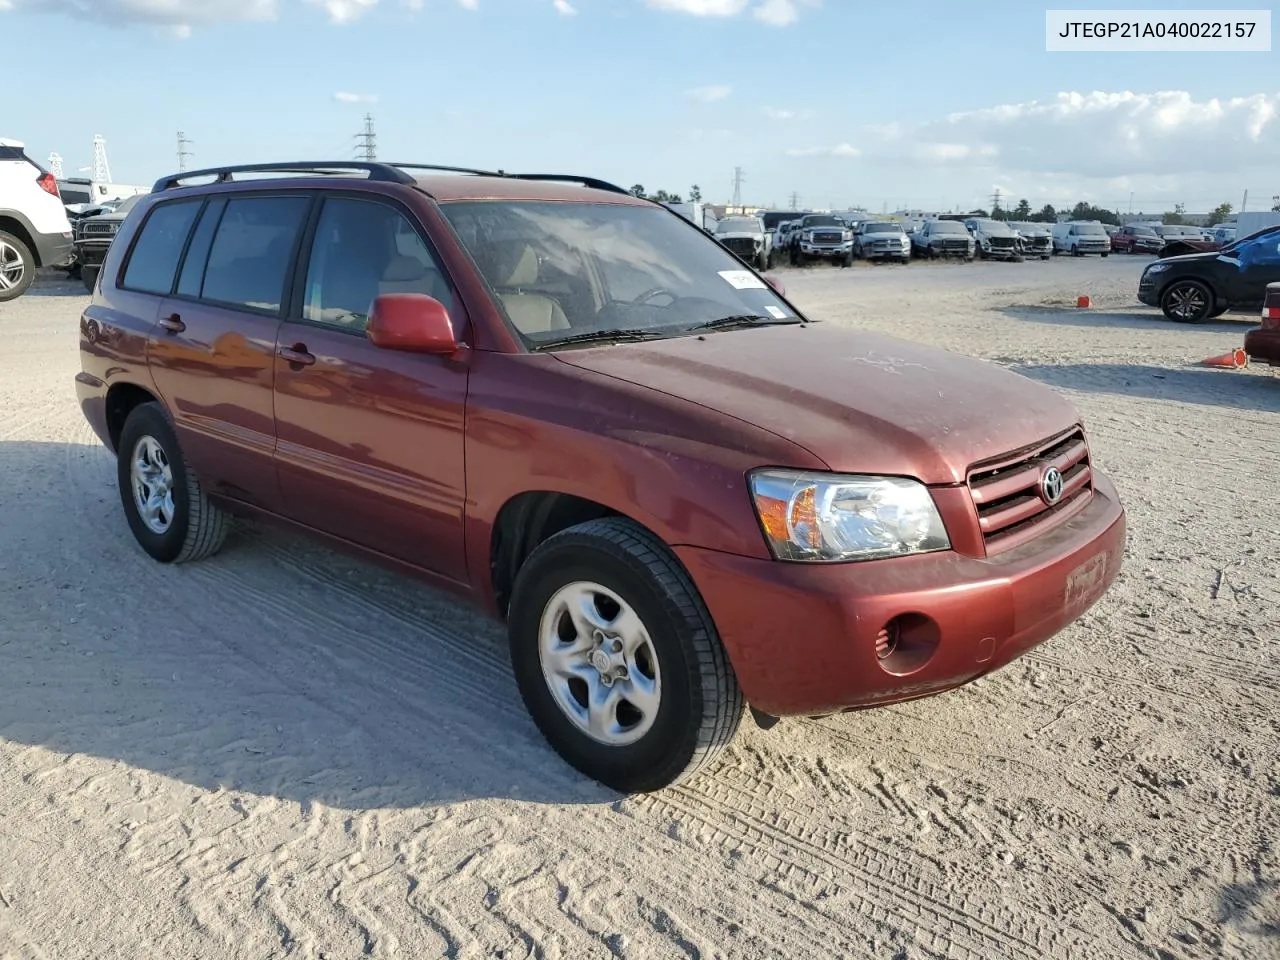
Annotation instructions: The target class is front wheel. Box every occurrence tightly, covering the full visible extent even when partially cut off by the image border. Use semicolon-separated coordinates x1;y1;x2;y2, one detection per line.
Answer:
508;518;743;793
1160;279;1214;323
1101;251;1109;258
117;402;230;563
756;251;769;272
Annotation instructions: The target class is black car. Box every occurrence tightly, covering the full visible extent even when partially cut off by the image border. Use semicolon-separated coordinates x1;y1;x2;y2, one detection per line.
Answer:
73;193;146;291
1138;225;1280;322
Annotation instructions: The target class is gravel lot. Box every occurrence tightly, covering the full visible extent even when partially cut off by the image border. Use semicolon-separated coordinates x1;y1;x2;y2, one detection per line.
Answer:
1;258;1276;960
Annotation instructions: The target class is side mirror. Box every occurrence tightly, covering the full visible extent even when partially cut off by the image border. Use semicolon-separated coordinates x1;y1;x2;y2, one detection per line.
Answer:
764;275;786;296
367;293;459;355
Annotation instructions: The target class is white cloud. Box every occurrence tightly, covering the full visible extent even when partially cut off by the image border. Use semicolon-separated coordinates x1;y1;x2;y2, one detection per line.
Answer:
0;0;277;29
645;0;747;15
553;0;575;13
754;0;817;26
687;84;731;103
333;91;378;103
310;0;376;22
763;106;795;121
786;143;860;158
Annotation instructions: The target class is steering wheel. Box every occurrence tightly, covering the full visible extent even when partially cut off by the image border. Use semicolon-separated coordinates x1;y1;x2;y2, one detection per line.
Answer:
632;287;678;306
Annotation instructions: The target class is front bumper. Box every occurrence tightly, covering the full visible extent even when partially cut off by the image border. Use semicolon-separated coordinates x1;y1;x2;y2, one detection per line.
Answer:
74;240;112;268
1137;275;1161;306
981;244;1021;260
864;244;910;260
800;243;851;258
1244;326;1280;365
677;473;1126;716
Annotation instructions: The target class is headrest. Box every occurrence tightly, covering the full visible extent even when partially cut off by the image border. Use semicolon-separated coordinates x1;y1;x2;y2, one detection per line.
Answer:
382;255;428;283
503;245;539;286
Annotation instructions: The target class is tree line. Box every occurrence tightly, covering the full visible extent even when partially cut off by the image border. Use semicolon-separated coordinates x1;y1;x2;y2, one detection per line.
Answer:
977;198;1243;226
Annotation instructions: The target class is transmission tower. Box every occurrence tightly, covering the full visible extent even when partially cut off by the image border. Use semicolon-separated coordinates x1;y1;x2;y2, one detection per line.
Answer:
788;191;800;211
47;153;64;178
990;188;1002;214
177;131;194;172
730;166;744;208
355;114;377;161
91;135;112;183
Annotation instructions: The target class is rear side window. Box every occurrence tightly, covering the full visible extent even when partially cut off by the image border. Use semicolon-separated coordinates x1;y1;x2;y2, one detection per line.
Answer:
175;198;226;298
121;200;202;295
200;196;310;314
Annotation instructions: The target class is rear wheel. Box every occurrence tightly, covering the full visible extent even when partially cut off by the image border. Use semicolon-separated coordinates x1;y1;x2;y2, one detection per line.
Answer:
82;264;100;293
117;403;230;563
508;518;743;793
1160;279;1214;323
0;231;35;302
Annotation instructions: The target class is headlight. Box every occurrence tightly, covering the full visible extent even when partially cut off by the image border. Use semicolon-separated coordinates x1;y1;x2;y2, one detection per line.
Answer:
1146;263;1170;273
748;470;951;562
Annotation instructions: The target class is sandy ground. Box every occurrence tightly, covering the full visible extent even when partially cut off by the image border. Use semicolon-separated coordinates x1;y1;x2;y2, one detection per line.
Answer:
1;257;1277;960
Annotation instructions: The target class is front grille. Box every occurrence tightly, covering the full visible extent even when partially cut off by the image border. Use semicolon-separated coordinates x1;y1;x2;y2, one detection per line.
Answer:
967;428;1093;553
80;221;117;237
721;237;758;257
940;238;969;250
812;231;843;245
990;237;1016;248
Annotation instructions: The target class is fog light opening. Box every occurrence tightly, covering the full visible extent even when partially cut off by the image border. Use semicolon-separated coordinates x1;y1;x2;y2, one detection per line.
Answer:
877;613;941;677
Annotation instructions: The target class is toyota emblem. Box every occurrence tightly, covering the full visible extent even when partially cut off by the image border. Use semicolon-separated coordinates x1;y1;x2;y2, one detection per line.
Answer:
1040;466;1065;505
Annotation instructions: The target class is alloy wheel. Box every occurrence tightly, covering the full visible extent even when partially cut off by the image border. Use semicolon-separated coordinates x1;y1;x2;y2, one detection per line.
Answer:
538;581;662;746
0;239;25;293
130;435;176;534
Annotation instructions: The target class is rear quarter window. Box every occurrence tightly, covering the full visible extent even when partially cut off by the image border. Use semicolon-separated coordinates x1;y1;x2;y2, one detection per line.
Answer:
199;195;311;314
120;200;203;295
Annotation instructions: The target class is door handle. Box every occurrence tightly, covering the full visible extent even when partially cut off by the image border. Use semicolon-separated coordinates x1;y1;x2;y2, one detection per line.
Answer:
278;344;316;367
159;313;185;334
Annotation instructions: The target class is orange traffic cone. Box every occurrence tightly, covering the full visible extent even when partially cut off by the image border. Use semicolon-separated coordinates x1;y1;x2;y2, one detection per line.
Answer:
1200;347;1248;369
1076;295;1091;308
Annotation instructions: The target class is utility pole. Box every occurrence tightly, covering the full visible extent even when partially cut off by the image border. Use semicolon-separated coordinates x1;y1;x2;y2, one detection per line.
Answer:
788;191;800;211
177;131;194;172
1240;189;1248;214
730;166;744;209
355;113;377;161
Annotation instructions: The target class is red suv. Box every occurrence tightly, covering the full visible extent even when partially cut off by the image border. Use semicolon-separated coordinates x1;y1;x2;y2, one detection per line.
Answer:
76;162;1126;792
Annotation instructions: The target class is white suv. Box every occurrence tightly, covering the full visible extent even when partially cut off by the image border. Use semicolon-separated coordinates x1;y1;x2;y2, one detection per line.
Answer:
0;138;75;301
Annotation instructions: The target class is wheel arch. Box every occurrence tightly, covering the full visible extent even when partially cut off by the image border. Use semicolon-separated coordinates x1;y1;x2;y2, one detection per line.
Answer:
0;211;39;265
104;381;162;453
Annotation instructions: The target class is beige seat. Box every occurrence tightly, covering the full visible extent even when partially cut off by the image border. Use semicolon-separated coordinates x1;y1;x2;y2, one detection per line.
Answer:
496;245;570;334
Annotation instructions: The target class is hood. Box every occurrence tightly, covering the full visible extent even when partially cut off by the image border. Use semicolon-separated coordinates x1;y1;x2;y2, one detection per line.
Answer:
554;325;1079;485
1151;249;1223;265
716;231;764;241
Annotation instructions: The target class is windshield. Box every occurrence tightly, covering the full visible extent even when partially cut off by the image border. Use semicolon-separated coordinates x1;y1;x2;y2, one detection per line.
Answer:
113;193;145;215
802;216;842;228
1132;226;1159;236
1075;223;1108;236
440;201;797;348
863;222;902;234
930;221;968;234
60;187;92;205
1010;222;1043;233
716;217;763;235
974;219;1016;236
1156;225;1197;237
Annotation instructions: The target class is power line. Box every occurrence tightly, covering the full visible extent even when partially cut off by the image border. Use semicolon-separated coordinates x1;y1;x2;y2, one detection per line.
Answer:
355;113;377;161
177;131;194;172
730;166;744;208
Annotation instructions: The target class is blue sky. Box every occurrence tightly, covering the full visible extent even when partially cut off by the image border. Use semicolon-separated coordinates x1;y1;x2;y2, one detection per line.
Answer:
2;0;1276;213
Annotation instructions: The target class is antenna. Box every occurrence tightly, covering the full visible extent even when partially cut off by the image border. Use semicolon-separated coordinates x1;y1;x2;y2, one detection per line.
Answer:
91;134;112;183
355;113;377;161
47;153;64;178
731;165;744;208
177;131;194;172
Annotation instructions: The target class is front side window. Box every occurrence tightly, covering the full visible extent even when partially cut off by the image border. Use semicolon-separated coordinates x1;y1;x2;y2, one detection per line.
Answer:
200;195;310;313
302;197;454;332
440;201;795;346
121;200;202;295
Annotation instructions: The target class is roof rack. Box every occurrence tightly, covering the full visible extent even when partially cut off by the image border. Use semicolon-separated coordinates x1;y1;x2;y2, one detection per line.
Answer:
503;174;631;196
152;161;633;197
152;161;416;192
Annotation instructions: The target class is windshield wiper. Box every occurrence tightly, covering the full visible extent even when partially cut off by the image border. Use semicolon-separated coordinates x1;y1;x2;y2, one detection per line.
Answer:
685;314;805;332
532;328;662;350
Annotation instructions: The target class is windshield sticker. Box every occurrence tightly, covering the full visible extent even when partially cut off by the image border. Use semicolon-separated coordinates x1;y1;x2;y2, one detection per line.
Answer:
765;305;788;319
718;270;767;290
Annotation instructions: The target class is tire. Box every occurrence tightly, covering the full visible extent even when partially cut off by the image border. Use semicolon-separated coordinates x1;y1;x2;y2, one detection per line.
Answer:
789;246;799;267
508;517;744;793
766;249;776;270
1207;303;1229;319
82;264;100;294
1101;251;1109;258
0;230;36;302
1041;255;1050;261
756;252;769;272
1160;279;1214;323
840;252;853;268
117;402;230;563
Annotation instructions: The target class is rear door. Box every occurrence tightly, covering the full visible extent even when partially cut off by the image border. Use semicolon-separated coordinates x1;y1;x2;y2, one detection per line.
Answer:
272;194;470;583
147;192;312;512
